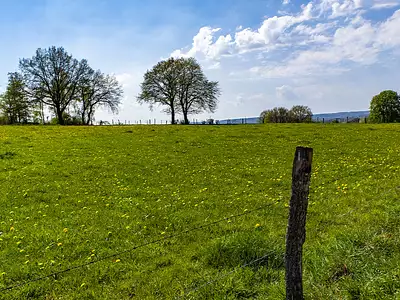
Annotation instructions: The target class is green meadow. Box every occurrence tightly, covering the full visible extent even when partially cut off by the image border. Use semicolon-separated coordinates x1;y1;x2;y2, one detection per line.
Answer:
0;124;399;299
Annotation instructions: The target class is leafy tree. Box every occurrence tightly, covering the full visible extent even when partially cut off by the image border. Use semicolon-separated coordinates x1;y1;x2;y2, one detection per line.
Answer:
289;105;312;123
263;107;290;123
19;46;89;125
176;58;220;124
137;57;220;124
137;58;181;124
261;105;313;123
78;69;123;125
0;72;30;124
259;110;268;123
369;90;400;123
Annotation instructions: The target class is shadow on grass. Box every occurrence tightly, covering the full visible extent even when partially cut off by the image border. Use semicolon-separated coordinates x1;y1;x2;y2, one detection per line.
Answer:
201;231;284;271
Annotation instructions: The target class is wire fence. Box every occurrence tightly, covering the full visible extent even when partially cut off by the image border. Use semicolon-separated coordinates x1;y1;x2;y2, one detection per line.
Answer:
98;114;369;126
1;178;398;297
0;202;275;293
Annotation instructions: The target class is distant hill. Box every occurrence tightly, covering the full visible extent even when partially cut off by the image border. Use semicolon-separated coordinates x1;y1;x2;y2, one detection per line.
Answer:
312;111;369;120
216;111;370;124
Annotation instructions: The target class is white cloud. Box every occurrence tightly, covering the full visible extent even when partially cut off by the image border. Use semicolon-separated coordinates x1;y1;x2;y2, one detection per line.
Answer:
249;8;400;79
315;0;364;18
172;2;315;58
371;1;400;9
123;2;400;118
377;9;400;46
276;85;299;102
283;0;291;5
171;27;234;60
115;73;135;88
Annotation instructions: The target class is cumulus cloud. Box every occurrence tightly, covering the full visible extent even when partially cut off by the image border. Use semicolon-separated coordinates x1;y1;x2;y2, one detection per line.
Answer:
171;27;234;60
172;2;315;58
171;0;397;64
167;1;400;117
250;8;400;78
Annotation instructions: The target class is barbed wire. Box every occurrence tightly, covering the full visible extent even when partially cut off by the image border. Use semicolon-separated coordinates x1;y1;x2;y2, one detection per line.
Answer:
0;202;274;292
2;180;398;294
179;184;400;299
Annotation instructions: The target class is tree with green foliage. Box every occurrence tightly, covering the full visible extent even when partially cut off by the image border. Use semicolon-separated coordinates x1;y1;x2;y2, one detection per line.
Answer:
175;58;220;124
289;105;313;123
259;110;268;123
262;107;290;123
77;69;123;125
260;105;313;123
137;58;180;124
369;90;400;123
0;72;30;124
137;57;220;124
19;46;90;125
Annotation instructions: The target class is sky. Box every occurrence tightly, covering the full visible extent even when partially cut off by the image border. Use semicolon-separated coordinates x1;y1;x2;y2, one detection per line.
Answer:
0;0;400;122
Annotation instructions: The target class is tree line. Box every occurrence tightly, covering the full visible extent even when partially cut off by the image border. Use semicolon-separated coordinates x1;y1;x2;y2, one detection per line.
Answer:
0;46;220;125
3;45;396;126
0;47;123;125
260;90;400;124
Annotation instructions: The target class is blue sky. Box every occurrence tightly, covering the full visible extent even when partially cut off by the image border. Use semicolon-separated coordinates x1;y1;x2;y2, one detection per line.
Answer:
1;0;400;122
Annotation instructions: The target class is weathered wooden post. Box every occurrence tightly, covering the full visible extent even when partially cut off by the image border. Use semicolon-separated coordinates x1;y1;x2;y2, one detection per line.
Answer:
285;147;313;300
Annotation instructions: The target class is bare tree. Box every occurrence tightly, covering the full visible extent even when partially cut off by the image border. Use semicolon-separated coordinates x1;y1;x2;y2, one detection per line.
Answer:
78;69;123;125
19;46;89;125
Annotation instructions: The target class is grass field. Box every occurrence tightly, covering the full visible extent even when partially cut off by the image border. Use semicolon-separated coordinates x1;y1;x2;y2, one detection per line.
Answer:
0;124;400;299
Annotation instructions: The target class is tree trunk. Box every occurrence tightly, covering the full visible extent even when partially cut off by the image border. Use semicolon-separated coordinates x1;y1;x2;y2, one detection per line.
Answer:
87;105;96;125
183;112;189;124
81;112;86;125
170;106;176;125
40;101;45;124
57;108;65;125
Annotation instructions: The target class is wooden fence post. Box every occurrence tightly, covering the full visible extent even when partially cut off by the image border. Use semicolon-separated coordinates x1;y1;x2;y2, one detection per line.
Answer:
285;147;313;300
